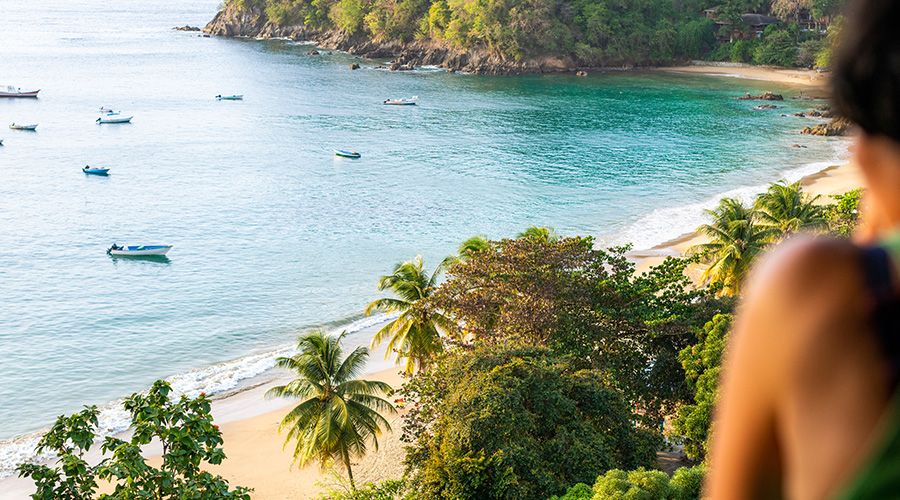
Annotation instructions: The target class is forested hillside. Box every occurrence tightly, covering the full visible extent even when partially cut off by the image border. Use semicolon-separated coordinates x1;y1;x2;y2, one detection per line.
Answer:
207;0;844;73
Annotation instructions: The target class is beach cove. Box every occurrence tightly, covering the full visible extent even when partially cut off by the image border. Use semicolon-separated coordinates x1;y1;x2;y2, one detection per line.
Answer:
0;0;859;497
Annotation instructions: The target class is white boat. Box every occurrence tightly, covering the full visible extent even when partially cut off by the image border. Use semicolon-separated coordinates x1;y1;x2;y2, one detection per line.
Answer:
0;86;39;98
97;115;132;124
108;244;173;256
9;123;38;131
216;94;243;101
383;96;417;106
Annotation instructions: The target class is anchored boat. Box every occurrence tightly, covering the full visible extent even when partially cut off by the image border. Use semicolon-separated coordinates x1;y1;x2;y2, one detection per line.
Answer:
216;94;243;100
97;115;132;124
0;86;39;98
9;123;37;131
108;244;173;256
383;96;417;105
334;149;361;159
83;166;110;176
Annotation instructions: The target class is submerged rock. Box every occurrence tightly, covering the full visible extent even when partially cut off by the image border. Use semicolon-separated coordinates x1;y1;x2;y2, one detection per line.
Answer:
307;49;320;55
754;104;779;110
173;25;201;31
350;63;360;70
576;70;588;77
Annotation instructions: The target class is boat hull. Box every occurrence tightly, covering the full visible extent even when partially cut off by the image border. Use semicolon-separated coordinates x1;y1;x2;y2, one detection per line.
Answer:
83;168;110;176
216;95;243;100
334;150;361;159
10;124;38;131
97;116;132;124
384;102;416;106
0;90;39;98
109;245;173;256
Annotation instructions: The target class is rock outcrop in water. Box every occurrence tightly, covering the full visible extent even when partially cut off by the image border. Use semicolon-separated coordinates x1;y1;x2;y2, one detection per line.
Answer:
203;2;581;75
738;92;784;101
801;116;854;136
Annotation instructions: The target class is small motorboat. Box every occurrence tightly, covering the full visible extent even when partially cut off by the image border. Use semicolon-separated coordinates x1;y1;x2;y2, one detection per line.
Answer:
97;115;133;124
0;86;40;98
83;165;110;176
383;96;417;106
334;149;361;159
9;123;37;131
216;94;243;101
108;244;173;256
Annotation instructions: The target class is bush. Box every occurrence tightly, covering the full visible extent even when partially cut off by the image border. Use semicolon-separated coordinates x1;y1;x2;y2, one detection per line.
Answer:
320;479;405;499
550;483;594;500
673;314;732;461
796;38;824;68
17;381;250;499
670;466;706;500
590;466;706;500
593;468;672;499
730;39;755;63
753;28;797;66
825;189;861;237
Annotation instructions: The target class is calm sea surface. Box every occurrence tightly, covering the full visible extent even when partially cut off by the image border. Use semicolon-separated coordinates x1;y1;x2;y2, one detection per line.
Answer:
0;0;846;473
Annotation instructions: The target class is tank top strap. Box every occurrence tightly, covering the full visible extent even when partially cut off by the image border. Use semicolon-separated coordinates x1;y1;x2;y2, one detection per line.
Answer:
860;242;900;390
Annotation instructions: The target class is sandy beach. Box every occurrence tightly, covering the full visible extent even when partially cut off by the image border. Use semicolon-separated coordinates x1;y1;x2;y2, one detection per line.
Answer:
632;160;863;276
659;63;828;90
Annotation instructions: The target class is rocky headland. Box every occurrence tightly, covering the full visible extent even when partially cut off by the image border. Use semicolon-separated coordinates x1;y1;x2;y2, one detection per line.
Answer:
204;2;597;75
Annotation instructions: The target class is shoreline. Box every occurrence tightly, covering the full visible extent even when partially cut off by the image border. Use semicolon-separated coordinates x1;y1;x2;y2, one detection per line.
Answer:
657;63;828;90
0;160;863;500
0;61;855;499
631;160;863;275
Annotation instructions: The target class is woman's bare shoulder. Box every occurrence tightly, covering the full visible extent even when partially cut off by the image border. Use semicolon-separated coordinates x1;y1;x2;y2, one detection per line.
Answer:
745;236;865;308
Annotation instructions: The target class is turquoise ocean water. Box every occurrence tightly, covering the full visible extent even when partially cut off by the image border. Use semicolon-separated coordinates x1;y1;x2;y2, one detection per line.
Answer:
0;0;847;475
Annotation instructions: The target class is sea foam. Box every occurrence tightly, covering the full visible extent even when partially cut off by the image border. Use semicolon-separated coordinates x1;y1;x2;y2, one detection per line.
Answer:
0;312;395;479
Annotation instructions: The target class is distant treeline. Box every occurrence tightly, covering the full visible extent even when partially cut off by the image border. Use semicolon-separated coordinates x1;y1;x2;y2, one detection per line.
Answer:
231;0;846;67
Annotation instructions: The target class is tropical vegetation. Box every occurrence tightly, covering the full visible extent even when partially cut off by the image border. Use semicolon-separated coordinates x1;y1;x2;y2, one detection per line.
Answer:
227;0;847;69
17;381;250;499
267;330;396;489
364;256;452;374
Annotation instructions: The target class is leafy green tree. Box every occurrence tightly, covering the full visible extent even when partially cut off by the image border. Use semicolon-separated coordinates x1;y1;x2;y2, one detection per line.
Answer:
753;27;798;66
17;381;250;499
825;189;861;237
319;479;405;499
267;331;395;490
811;0;843;19
402;345;661;499
330;0;370;33
755;181;826;237
549;483;594;500
365;255;454;373
431;236;728;420
672;314;732;461
692;198;776;296
815;15;843;68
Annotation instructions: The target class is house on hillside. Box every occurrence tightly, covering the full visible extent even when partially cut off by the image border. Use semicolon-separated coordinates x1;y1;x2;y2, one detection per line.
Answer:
704;7;780;42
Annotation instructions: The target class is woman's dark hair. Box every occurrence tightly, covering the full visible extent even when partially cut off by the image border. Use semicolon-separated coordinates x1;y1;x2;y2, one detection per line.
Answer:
831;0;900;142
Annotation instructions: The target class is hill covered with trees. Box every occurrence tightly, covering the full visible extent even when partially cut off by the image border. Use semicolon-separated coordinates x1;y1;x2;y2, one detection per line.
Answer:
205;0;846;74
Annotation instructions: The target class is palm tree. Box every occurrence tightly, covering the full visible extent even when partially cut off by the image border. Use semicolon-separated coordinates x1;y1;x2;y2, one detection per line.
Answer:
691;198;777;296
441;235;492;269
364;256;454;374
517;225;559;242
755;181;826;237
266;331;395;490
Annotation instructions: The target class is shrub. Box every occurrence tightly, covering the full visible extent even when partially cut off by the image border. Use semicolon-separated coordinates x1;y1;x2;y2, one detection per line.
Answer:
753;28;797;66
673;314;732;461
319;479;405;499
825;189;861;237
589;465;706;500
550;483;594;500
796;38;824;68
17;381;250;499
730;39;755;63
